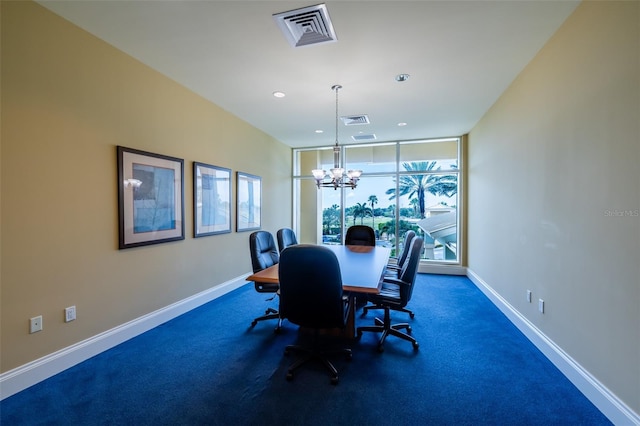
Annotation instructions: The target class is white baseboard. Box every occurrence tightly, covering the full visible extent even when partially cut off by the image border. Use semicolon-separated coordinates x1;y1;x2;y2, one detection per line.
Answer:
466;268;640;426
4;269;638;425
0;274;249;401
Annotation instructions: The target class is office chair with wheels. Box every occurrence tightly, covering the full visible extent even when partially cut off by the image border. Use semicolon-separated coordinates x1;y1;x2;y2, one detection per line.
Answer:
386;230;416;277
276;227;298;253
278;244;352;384
363;230;416;318
249;231;281;331
344;225;376;309
357;236;424;352
345;225;376;246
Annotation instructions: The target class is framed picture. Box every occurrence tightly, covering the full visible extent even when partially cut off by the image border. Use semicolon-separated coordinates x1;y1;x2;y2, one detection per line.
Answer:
236;172;261;232
193;162;231;237
117;146;185;249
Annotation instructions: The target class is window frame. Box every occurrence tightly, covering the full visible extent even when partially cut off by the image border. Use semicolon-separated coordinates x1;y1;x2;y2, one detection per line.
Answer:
292;137;463;267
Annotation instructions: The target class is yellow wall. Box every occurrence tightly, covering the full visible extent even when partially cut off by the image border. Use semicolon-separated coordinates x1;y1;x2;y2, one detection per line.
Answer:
1;1;291;372
468;1;639;413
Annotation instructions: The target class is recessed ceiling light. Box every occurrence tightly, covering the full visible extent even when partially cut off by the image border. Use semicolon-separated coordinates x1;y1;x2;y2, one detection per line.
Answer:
395;74;410;82
315;130;324;133
273;91;286;98
397;122;407;126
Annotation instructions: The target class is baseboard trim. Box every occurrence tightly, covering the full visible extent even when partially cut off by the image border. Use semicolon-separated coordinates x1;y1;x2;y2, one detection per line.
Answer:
4;270;638;425
466;268;639;426
0;274;249;401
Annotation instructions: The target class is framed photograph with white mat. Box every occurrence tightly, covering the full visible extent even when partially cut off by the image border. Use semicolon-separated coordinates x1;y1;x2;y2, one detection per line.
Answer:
117;146;185;249
193;162;231;237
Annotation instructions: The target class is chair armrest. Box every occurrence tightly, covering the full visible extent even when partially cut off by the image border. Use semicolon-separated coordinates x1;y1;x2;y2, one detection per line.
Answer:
342;295;351;324
382;277;410;288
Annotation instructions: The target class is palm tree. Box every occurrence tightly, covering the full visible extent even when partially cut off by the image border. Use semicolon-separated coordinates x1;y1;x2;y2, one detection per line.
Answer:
430;164;458;198
351;202;372;225
385;161;458;219
368;195;378;228
322;204;341;235
409;198;420;217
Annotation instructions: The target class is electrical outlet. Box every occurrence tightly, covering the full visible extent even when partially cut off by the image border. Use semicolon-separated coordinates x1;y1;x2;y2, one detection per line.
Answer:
30;315;43;333
65;306;76;322
538;299;545;313
526;290;532;303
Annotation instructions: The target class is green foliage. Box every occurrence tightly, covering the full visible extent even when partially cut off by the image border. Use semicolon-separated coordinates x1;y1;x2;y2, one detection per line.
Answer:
351;202;372;225
385;161;458;219
322;204;341;234
368;195;378;227
380;218;417;239
322;161;457;241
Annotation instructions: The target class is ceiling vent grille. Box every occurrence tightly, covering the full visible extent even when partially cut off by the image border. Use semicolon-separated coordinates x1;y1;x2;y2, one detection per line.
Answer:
273;4;337;48
341;115;370;126
352;134;377;142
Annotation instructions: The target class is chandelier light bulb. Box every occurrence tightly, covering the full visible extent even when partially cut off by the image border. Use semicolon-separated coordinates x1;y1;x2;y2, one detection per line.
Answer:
312;169;327;180
347;170;362;179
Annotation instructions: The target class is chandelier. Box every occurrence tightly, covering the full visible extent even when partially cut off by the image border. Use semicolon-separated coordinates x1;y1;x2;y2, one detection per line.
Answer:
312;85;362;190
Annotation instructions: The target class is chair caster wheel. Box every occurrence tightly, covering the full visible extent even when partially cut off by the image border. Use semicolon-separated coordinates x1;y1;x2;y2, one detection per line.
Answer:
286;372;294;381
409;312;415;319
377;344;384;353
406;326;412;333
251;320;257;327
346;352;353;361
274;327;281;334
330;376;339;385
413;341;419;350
356;331;363;339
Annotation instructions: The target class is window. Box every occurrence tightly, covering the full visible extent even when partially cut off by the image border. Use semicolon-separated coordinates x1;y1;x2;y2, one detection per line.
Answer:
293;138;461;263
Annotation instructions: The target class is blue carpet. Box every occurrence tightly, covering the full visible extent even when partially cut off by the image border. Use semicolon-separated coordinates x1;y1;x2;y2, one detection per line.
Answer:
1;274;611;425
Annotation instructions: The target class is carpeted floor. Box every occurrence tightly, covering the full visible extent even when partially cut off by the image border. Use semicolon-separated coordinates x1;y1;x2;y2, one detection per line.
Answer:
1;274;611;425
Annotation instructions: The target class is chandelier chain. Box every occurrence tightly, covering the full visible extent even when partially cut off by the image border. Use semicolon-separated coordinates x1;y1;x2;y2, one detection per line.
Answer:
311;84;361;190
335;85;339;147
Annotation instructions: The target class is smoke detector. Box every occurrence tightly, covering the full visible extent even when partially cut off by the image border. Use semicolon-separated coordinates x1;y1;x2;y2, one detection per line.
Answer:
273;4;337;48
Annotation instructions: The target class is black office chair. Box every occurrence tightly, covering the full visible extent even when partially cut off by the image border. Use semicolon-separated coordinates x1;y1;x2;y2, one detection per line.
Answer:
278;244;352;384
363;230;417;318
385;230;416;277
345;225;376;246
357;236;424;352
276;227;298;253
249;231;281;331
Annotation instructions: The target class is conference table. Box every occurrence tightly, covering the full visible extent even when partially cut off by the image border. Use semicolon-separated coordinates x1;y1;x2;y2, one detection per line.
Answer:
247;244;391;337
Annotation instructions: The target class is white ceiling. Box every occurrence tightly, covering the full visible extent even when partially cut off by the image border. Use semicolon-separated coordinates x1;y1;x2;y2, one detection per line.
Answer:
37;0;580;148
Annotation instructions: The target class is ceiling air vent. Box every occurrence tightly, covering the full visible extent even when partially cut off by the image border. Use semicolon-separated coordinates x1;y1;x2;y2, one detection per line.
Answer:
273;4;337;48
341;115;370;126
352;134;377;142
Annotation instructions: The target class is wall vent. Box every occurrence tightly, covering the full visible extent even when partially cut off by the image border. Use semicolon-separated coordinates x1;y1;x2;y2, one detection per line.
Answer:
352;134;377;141
341;115;370;126
273;4;337;48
